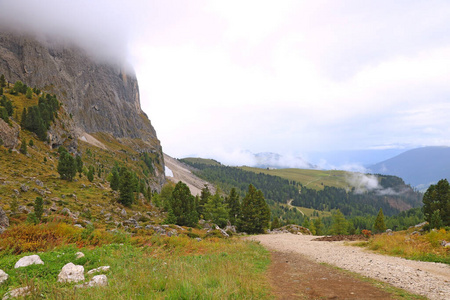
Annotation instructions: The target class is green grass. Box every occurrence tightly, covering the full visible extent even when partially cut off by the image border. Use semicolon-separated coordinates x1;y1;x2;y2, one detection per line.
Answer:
240;167;351;190
181;157;222;167
0;236;272;299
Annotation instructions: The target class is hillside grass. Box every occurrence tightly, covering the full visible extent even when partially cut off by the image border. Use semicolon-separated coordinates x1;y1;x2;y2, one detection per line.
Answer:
364;228;450;264
181;157;222;167
240;167;350;191
0;224;271;299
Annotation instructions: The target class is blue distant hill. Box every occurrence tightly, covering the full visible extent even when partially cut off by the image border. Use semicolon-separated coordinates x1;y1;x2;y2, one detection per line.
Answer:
369;146;450;191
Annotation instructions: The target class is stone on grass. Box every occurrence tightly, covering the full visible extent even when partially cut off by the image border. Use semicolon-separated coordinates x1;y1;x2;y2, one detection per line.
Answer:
87;266;110;275
14;255;44;268
2;286;32;299
0;270;8;284
76;275;108;288
57;263;84;283
75;252;85;259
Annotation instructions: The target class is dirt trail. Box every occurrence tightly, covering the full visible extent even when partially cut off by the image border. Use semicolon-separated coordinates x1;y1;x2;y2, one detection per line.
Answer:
251;233;450;300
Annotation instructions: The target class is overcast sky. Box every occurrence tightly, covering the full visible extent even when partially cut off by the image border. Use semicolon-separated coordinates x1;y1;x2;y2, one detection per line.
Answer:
2;0;450;167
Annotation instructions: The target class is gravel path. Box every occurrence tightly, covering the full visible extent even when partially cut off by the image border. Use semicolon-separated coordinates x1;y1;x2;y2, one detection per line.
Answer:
251;233;450;300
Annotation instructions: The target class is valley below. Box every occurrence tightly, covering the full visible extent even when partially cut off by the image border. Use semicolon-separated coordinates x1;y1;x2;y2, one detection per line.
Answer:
251;233;450;300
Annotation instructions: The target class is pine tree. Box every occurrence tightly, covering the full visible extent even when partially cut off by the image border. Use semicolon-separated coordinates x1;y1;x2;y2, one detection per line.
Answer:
57;151;76;181
238;184;271;234
34;197;44;222
19;141;27;155
198;185;212;216
118;168;134;207
331;209;348;235
87;166;94;182
110;170;120;191
203;190;229;228
270;217;281;230
169;181;198;227
430;209;443;229
373;208;387;233
225;187;240;225
0;74;5;88
423;179;450;227
75;155;83;174
313;217;324;235
26;87;33;99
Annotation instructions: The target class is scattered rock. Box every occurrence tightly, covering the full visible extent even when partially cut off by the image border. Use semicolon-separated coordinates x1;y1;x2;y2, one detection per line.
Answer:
195;237;202;242
441;240;450;247
74;224;83;229
35;180;44;187
2;286;32;299
123;218;139;228
57;263;84;283
12;189;19;196
0;208;9;233
270;225;312;235
20;184;29;192
87;266;110;275
14;255;44;268
121;208;127;217
0;270;8;284
214;225;229;238
415;222;428;228
50;203;58;212
76;275;108;288
75;252;85;259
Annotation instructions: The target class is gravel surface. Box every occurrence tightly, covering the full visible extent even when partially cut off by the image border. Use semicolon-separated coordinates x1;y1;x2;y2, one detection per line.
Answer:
251;233;450;300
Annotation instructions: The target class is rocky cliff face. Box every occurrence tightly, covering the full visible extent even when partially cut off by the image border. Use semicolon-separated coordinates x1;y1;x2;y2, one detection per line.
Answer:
0;30;165;187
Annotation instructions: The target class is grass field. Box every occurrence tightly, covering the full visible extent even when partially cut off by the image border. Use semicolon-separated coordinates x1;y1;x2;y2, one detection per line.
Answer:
0;224;272;299
240;167;351;190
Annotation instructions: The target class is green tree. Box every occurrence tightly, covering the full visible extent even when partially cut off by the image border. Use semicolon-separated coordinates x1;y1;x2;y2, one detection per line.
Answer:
422;179;450;227
87;166;94;182
0;74;5;88
168;181;198;227
198;185;212;216
75;155;83;174
1;96;13;116
225;187;240;225
0;107;10;125
313;217;324;235
26;87;33;99
430;209;443;229
119;168;134;207
238;184;271;234
373;208;387;233
203;190;229;228
270;217;281;230
331;209;348;235
110;170;120;191
34;197;44;222
19;141;27;155
57;151;76;181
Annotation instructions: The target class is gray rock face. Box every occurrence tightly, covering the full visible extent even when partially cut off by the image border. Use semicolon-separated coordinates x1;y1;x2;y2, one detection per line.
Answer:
0;30;164;188
14;255;44;268
57;263;84;283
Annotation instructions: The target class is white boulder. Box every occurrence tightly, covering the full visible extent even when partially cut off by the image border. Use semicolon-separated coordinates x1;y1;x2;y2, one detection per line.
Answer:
0;270;8;284
87;266;110;275
57;263;85;283
77;275;108;288
14;255;44;268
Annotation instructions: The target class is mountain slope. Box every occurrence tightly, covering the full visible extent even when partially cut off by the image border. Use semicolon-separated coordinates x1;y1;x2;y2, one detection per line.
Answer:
369;146;450;189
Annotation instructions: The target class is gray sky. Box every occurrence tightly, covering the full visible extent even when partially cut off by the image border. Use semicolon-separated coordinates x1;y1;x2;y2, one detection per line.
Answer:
2;0;450;167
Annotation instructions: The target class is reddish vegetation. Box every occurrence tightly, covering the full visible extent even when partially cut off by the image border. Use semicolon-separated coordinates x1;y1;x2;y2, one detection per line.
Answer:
312;235;369;242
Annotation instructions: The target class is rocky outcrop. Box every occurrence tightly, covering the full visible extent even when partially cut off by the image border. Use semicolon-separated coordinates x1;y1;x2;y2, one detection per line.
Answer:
0;30;165;187
0;119;19;149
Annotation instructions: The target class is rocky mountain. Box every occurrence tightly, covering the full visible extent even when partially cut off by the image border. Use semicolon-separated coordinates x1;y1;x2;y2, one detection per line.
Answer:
369;146;450;190
0;30;164;186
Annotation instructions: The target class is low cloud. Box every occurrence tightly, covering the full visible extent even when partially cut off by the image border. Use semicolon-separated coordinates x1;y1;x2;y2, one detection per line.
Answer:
0;0;134;64
346;172;403;195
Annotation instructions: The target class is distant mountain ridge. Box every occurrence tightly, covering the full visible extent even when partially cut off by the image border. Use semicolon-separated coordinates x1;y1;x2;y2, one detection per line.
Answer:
369;146;450;190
